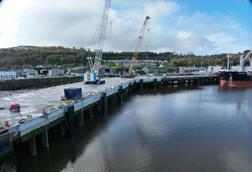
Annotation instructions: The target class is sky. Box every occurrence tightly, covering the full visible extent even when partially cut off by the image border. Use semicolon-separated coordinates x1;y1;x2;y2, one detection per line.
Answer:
0;0;252;54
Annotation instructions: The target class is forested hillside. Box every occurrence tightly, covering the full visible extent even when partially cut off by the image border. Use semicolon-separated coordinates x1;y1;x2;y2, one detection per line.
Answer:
0;46;90;70
0;46;243;70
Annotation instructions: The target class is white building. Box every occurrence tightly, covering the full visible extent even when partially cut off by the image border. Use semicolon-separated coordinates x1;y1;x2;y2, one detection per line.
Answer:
0;71;17;80
24;69;38;78
48;68;65;77
179;67;207;74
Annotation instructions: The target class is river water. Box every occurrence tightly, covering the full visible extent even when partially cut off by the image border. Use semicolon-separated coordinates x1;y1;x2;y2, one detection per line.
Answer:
9;86;252;172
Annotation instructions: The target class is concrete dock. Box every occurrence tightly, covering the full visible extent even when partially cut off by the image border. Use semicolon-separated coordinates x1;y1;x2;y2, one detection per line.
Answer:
0;75;219;157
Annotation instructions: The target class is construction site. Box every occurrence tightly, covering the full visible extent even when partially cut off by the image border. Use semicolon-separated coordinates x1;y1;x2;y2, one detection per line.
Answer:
0;75;218;159
1;0;252;171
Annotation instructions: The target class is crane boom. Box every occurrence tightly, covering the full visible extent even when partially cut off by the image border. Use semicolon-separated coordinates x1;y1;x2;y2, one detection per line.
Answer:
240;50;252;72
129;16;151;74
93;0;111;74
84;0;111;84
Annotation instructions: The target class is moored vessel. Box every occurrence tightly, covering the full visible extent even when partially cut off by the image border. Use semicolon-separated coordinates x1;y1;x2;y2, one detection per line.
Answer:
219;71;252;87
219;51;252;88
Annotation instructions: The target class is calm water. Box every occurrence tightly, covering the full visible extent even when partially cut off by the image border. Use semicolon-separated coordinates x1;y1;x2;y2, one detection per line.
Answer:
10;86;252;172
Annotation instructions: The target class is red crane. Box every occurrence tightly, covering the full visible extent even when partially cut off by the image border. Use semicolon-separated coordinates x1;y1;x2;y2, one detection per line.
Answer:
129;16;151;74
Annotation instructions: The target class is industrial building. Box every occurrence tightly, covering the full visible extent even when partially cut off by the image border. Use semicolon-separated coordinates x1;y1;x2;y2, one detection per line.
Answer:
67;67;87;76
48;68;65;77
179;67;207;74
24;69;39;78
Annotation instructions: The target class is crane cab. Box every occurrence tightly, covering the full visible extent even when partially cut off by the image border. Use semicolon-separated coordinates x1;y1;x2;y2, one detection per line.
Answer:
83;72;105;85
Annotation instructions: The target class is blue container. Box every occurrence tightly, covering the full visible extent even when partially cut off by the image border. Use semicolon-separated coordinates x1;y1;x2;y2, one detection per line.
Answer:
64;88;82;99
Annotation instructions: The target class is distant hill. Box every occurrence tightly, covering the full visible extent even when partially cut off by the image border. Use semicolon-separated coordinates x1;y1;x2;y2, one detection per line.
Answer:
0;46;91;70
0;46;245;70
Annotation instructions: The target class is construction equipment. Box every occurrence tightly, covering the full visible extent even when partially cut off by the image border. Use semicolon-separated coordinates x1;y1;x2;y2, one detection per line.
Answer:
9;103;21;113
84;0;111;84
240;50;252;72
122;16;151;78
64;88;82;100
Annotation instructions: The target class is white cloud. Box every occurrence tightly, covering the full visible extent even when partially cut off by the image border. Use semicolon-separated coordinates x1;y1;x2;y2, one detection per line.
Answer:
171;11;252;54
0;0;251;54
177;30;192;40
205;32;249;53
102;0;180;52
144;1;179;20
0;0;103;47
207;33;236;44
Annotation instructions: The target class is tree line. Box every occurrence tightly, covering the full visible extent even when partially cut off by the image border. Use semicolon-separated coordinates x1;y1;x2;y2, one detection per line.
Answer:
0;46;244;70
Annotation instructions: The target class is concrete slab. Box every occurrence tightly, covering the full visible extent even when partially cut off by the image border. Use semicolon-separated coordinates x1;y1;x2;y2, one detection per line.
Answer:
0;77;147;126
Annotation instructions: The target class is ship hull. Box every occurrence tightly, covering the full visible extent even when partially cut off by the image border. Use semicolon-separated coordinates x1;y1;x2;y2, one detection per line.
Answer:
220;80;252;88
219;71;252;88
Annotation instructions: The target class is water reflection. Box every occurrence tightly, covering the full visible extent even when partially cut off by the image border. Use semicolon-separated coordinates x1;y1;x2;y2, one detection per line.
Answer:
13;86;252;172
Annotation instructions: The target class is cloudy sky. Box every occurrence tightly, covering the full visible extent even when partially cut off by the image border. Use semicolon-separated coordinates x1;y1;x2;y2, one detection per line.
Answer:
0;0;252;54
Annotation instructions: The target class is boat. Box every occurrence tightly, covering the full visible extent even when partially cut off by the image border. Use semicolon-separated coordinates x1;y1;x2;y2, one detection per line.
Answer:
219;71;252;87
219;51;252;88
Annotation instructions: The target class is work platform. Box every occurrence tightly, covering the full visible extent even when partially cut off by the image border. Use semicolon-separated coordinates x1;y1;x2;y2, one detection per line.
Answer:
0;77;153;137
0;77;136;124
0;75;219;157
